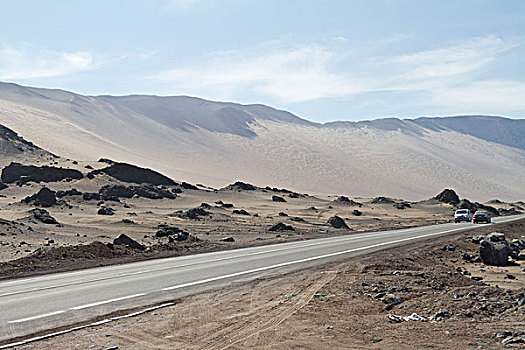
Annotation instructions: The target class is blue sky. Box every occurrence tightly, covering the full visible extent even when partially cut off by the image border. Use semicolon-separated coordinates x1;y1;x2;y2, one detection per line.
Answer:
1;0;524;122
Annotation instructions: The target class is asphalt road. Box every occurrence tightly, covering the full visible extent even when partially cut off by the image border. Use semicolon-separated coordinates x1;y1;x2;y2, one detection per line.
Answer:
0;215;522;344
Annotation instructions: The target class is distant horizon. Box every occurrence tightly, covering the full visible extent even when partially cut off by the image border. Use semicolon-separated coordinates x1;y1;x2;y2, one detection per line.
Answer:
1;79;523;124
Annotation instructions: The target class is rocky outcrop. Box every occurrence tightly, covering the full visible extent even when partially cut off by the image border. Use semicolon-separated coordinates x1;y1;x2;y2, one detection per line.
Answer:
434;189;460;206
371;196;395;204
457;199;499;217
1;163;83;184
0;182;7;191
224;181;257;191
327;215;350;229
22;187;58;207
30;208;59;224
334;196;362;207
92;162;176;185
56;188;82;198
98;184;176;200
113;234;144;250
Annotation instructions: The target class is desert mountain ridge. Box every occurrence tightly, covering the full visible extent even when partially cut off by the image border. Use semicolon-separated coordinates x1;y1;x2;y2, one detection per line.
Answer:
0;81;524;201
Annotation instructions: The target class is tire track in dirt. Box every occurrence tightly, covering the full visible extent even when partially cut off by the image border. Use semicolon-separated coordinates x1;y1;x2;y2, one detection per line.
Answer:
195;270;338;350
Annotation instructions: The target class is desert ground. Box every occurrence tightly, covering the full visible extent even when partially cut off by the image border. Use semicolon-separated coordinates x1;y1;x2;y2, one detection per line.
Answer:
8;219;524;350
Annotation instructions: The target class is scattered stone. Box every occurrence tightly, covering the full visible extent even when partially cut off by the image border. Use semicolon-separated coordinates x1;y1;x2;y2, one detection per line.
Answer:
327;215;349;229
352;210;362;216
233;209;250;216
121;219;135;224
97;207;115;216
177;207;210;219
56;188;82;198
278;212;288;217
155;226;190;241
272;195;287;202
372;337;382;343
31;208;59;224
383;293;402;310
506;274;516;280
442;244;456;252
269;222;295;232
290;217;306;222
394;202;411;210
113;234;144;250
221;237;235;242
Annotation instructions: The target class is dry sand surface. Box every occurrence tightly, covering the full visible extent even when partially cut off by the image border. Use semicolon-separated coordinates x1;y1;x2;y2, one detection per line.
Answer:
11;220;524;350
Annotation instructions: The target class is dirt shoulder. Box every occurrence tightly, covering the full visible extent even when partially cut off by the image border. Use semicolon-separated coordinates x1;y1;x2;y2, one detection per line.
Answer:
14;219;525;350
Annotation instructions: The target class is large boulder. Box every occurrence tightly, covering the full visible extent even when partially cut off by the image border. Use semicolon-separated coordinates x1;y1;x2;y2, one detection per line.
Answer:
92;163;176;185
113;234;144;250
22;187;58;207
1;162;83;184
327;215;350;229
434;189;460;206
479;233;512;266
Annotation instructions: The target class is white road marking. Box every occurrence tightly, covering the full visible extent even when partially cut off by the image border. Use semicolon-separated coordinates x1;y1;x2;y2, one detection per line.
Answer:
8;310;65;324
163;226;466;291
69;293;146;310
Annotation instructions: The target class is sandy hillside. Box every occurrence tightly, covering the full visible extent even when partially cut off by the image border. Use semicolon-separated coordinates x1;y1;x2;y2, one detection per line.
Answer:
0;82;524;202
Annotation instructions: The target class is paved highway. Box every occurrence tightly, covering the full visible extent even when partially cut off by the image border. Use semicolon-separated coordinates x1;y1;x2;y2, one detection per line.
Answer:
0;215;522;344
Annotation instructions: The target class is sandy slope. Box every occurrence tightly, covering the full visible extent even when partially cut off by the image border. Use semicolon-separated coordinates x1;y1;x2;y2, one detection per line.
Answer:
0;89;524;201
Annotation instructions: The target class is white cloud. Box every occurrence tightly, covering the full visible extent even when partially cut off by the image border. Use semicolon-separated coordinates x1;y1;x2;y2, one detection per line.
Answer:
152;40;366;103
0;43;98;80
151;34;525;114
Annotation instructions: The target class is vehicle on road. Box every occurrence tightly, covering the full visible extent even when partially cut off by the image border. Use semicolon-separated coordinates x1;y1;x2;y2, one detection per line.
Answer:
454;209;472;223
473;210;491;223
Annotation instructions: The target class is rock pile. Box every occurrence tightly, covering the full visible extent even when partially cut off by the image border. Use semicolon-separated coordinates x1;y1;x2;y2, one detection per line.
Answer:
31;208;59;224
22;187;59;207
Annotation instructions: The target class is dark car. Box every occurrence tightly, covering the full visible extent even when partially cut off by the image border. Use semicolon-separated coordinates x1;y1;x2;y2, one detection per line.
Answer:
473;210;491;223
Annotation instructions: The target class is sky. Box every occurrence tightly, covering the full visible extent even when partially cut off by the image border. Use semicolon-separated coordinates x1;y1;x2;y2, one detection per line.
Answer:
0;0;524;122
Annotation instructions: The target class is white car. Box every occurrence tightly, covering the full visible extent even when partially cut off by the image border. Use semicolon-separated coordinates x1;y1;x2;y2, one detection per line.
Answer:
454;209;472;223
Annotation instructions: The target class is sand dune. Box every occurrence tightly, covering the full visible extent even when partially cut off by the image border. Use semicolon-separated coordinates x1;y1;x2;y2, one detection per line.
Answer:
0;82;523;201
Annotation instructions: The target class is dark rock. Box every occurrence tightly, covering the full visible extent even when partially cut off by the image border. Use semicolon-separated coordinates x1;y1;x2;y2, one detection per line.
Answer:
180;182;199;190
0;182;7;191
480;234;511;266
434;189;460;205
98;184;176;200
97;207;115;216
56;188;82;198
98;158;115;164
394;202;411;210
269;222;295;232
352;209;362;216
171;187;182;194
83;192;102;201
84;165;93;169
442;244;456;252
472;235;484;244
498;207;522;216
200;202;212;209
506;274;516;280
225;181;257;191
113;234;144;250
221;237;235;242
457;199;499;217
383;293;402;310
371;196;395;204
178;207;210;219
99;185;135;199
222;203;234;208
1;162;83;184
155;226;190;241
272;195;287;202
121;219;135;224
334;196;362;207
92;163;175;185
327;215;349;229
233;209;250;215
278;212;288;217
290;217;306;222
22;187;58;207
31;208;59;224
